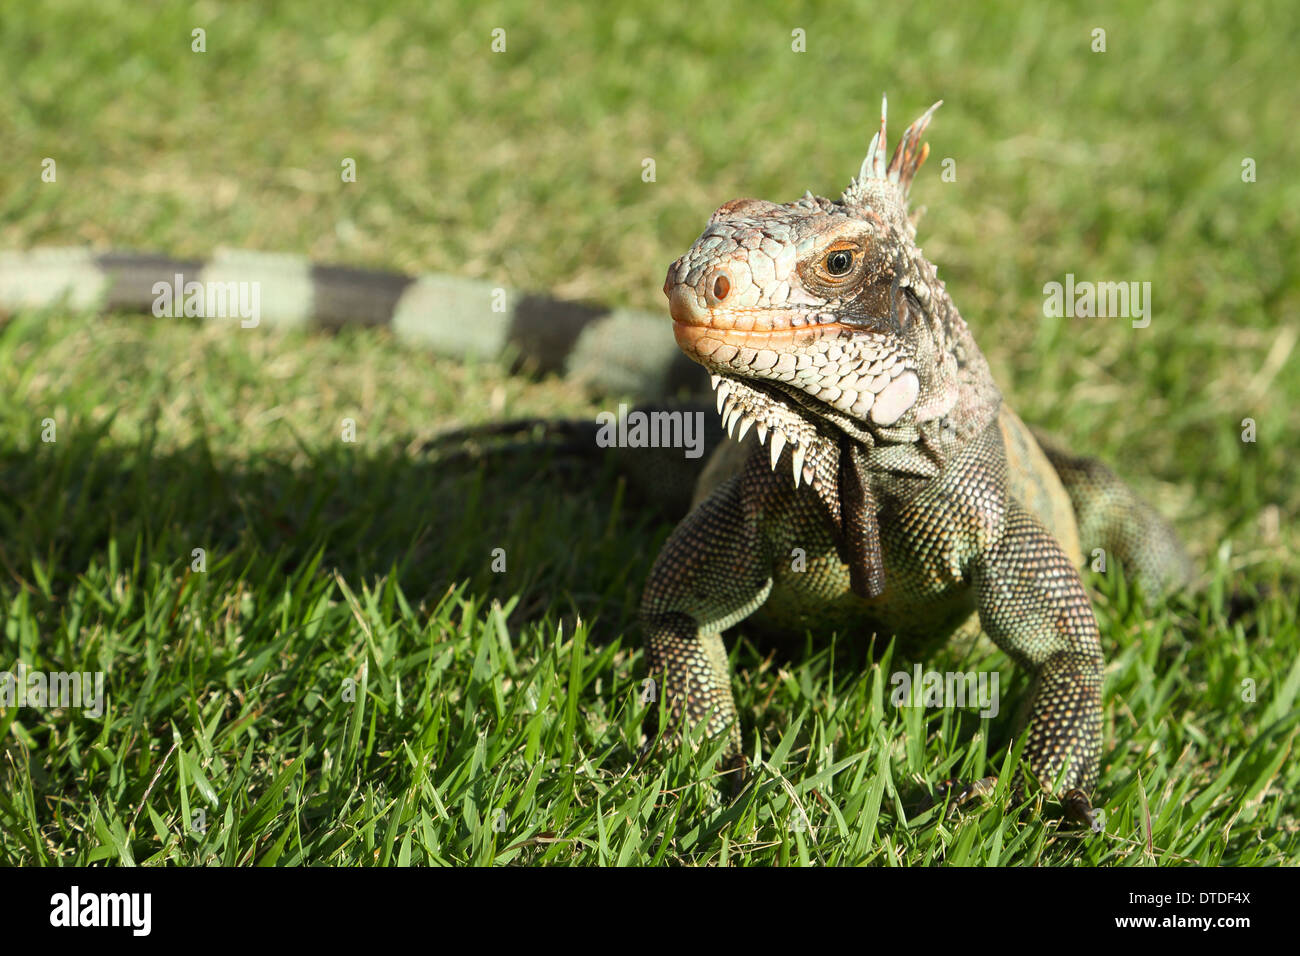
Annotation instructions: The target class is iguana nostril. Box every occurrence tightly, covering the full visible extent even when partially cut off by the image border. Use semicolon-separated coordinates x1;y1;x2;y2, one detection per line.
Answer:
713;274;731;301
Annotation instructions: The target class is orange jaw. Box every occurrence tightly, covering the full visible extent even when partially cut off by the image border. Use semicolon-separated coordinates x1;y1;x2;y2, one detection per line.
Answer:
672;319;847;362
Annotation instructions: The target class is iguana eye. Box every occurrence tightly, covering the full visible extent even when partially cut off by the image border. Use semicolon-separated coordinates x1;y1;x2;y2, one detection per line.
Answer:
825;250;854;276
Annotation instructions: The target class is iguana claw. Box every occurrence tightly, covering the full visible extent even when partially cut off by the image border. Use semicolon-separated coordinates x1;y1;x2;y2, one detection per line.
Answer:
935;775;998;817
1062;788;1103;832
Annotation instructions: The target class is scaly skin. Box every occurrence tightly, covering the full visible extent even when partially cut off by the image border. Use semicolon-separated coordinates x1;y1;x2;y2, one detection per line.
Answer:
641;98;1191;823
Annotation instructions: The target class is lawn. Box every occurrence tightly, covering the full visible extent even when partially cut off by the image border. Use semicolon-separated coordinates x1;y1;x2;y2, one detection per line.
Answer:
0;0;1297;865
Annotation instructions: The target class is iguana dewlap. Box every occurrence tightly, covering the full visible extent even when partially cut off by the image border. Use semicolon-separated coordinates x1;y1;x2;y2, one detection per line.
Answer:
640;99;1191;820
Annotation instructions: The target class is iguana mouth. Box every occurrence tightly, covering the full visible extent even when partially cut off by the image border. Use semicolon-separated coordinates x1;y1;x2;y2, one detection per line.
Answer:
671;317;841;356
667;279;842;335
668;275;921;430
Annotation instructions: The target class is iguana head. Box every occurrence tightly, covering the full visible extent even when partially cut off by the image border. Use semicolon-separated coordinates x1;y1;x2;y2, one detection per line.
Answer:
665;97;962;488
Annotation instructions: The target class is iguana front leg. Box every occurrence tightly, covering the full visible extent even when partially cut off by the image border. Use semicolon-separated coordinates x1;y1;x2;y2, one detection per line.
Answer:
640;474;773;753
972;502;1104;824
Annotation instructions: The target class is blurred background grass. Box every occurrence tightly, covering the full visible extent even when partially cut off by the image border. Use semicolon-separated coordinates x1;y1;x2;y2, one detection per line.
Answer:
0;0;1297;864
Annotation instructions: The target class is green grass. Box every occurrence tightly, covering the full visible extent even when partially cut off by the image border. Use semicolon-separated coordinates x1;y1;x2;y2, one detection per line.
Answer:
1;0;1297;864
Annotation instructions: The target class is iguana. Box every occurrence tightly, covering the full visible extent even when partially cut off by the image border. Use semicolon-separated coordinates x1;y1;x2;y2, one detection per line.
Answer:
0;99;1191;827
640;98;1192;828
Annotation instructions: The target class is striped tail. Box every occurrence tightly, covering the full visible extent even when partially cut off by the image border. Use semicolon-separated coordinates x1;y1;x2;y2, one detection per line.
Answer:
0;247;701;399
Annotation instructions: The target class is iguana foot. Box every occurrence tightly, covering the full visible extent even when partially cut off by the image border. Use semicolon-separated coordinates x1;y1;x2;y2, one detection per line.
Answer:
1061;788;1103;832
721;752;748;798
935;778;1101;832
934;775;998;817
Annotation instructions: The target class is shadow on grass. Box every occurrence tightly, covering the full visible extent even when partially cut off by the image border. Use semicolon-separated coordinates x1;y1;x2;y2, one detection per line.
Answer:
0;425;675;643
